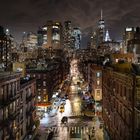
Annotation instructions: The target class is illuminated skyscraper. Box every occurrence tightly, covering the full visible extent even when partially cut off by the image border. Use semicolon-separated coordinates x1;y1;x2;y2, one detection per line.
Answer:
0;26;12;70
122;27;136;53
37;21;62;49
72;27;82;49
27;32;37;50
63;21;73;50
90;31;97;49
97;10;105;45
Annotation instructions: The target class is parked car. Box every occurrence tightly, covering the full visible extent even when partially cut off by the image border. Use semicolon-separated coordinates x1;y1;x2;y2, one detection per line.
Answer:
64;94;69;99
59;104;64;113
61;116;68;124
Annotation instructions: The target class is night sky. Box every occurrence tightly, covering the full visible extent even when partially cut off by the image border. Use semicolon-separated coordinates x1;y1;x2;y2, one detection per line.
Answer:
0;0;140;45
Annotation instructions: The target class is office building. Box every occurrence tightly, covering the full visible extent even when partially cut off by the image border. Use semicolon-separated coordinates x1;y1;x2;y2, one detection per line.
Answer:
63;21;74;50
37;21;62;49
97;10;105;45
123;27;136;53
90;32;97;49
72;27;81;49
0;26;12;71
26;32;37;50
127;27;140;63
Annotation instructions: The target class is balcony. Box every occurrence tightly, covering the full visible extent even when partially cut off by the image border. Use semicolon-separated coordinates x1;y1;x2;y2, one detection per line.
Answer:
0;95;20;108
9;111;20;120
26;94;33;102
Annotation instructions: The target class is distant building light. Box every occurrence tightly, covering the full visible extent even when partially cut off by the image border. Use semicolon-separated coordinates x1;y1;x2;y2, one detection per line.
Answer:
38;96;41;100
126;28;132;31
97;80;100;85
55;23;60;25
116;59;119;63
96;72;101;77
43;27;47;30
16;68;23;72
53;26;59;29
52;95;56;98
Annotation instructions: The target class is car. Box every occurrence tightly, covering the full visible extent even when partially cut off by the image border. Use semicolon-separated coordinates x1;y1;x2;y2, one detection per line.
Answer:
61;98;66;104
59;104;64;113
53;98;61;106
64;94;69;99
61;116;68;124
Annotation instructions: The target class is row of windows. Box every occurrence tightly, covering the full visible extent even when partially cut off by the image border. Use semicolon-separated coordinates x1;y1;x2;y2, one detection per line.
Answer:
0;81;20;100
115;82;132;102
0;101;23;121
0;123;24;140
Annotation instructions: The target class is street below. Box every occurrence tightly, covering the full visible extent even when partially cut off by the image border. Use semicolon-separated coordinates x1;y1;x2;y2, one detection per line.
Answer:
36;59;104;140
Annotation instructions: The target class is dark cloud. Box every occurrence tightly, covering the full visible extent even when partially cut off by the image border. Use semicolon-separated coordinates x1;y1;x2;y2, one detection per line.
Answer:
0;0;140;43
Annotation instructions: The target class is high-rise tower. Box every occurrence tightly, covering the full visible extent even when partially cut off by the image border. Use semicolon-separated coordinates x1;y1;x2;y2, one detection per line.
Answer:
63;21;73;50
97;10;105;45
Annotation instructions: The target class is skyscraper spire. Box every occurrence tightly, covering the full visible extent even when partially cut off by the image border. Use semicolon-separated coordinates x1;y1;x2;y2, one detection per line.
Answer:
105;30;111;42
101;9;103;20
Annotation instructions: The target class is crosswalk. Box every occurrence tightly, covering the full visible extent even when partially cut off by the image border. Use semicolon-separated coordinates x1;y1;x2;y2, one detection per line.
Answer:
70;112;83;116
45;126;92;135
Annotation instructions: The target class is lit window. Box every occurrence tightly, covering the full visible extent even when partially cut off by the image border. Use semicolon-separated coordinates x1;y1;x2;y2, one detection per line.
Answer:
43;89;46;94
96;72;101;77
53;26;59;29
97;90;100;97
116;59;119;63
97;80;100;85
43;81;46;86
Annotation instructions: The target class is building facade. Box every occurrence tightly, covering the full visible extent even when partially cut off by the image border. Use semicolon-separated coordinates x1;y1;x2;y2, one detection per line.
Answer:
0;72;37;140
102;65;140;140
37;21;63;49
26;59;69;105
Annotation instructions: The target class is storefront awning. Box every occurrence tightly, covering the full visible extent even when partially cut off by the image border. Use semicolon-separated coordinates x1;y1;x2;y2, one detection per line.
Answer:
36;102;52;107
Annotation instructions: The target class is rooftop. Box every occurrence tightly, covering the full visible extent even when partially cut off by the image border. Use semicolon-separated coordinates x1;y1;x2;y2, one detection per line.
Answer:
20;76;35;87
0;71;21;81
110;62;140;76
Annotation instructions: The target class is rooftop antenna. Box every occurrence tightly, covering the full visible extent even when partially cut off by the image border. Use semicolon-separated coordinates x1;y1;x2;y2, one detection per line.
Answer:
101;9;103;20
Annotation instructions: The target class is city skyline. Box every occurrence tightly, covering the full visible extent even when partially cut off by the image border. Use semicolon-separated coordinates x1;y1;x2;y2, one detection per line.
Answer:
0;0;140;44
